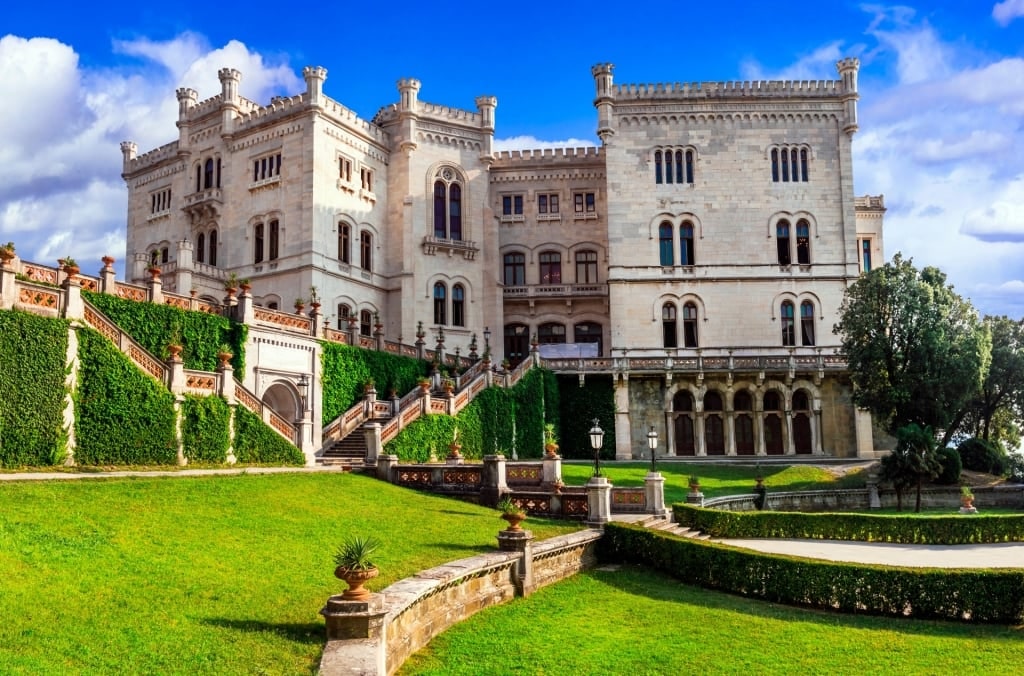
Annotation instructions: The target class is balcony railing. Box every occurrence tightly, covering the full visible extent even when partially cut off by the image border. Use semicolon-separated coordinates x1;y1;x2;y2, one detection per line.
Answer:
421;236;479;260
542;346;846;375
503;283;608;299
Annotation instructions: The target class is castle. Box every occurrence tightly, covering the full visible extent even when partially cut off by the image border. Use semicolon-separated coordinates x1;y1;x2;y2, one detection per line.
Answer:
120;59;885;459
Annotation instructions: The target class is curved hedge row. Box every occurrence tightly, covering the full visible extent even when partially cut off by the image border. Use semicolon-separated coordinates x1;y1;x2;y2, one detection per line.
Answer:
320;342;429;426
600;523;1024;623
0;310;70;467
674;503;1024;545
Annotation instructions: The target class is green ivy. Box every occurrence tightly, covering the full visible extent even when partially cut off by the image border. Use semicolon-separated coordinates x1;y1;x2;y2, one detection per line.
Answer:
233;406;305;465
84;291;247;373
558;375;616;458
0;310;70;467
74;328;177;465
182;395;231;463
320;342;429;426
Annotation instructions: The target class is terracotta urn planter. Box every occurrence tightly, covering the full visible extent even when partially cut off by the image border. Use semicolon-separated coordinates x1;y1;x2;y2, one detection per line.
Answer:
544;443;559;459
448;442;462;459
167;344;183;360
147;266;161;279
294;303;305;315
0;248;15;264
62;264;80;277
239;283;252;294
217;351;233;367
501;512;527;531
334;566;380;601
102;255;115;269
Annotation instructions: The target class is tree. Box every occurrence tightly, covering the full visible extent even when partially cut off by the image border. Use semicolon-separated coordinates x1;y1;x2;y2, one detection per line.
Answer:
958;316;1024;447
878;424;942;512
834;254;990;443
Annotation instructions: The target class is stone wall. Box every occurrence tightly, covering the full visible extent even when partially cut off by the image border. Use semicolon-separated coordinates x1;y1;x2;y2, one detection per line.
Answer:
705;485;1024;512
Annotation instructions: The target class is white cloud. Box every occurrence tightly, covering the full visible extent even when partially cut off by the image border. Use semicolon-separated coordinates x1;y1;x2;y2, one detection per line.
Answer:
494;135;597;152
740;42;845;81
993;0;1024;26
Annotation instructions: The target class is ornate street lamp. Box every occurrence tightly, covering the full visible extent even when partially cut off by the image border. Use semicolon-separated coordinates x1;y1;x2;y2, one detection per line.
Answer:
647;426;658;473
297;373;309;411
589;418;604;477
483;326;492;359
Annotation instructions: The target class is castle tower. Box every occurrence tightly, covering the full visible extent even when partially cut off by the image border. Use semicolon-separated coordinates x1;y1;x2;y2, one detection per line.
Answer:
836;58;860;136
175;87;198;152
218;68;242;137
119;141;137;173
303;66;327;107
591;63;615;143
397;78;421;155
475;95;497;162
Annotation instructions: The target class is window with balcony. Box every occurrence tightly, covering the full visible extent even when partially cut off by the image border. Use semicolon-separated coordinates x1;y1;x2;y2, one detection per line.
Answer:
204;158;215;190
338;223;351;264
682;302;698;348
432;169;463;240
360;310;372;337
360;231;373;271
503;253;525;286
208;229;218;266
573;192;596;218
662;303;678;348
539;251;562;284
433;282;447;325
796;219;811;265
537;193;560;219
781;300;796;346
452;284;465;327
501;194;524;222
659;222;674;266
196;233;205;264
337;303;351;329
574;322;602;355
576;250;598;283
801;300;815;346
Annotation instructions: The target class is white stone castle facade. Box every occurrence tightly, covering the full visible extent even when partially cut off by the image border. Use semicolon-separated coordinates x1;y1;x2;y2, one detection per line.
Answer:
120;59;885;459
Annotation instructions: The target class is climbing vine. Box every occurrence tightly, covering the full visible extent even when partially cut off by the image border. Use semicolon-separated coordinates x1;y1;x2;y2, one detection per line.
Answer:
84;291;247;373
233;406;305;465
0;310;69;467
74;327;177;465
557;375;615;459
182;395;231;464
320;342;429;426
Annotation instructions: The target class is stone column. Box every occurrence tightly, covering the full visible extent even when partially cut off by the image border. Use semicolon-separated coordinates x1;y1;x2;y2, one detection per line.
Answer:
363;422;382;465
695;415;707;456
585;475;612;527
496;529;535;597
376;454;399;483
62;275;84;320
785;410;795;455
0;258;15;309
99;256;117;294
644;471;666;516
725;412;736;456
481;454;508;507
319;594;387;674
614;377;632;460
542;454;562;487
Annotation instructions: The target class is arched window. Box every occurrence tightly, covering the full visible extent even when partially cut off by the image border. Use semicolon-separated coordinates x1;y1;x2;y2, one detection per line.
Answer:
682;302;698;348
254;223;264;263
680;221;695;266
269;220;279;261
763;390;784;455
704;392;725;455
800;149;809;182
216;158;221;188
654;150;663;184
796;219;810;265
204;158;214;190
777;220;791;265
337;303;351;329
574;322;602;356
196;233;205;264
673;390;695;456
662;303;678;348
685;150;694;184
793;390;812;454
452;284;465;327
538;323;566;344
432;169;463;240
503;253;525;286
359;310;372;337
150;249;159;266
659;222;673;266
161;247;169;264
771;149;779;182
433;282;447;325
734;391;755;455
195;164;202;193
801;300;815;346
576;250;598;283
781;300;795;346
338;223;350;264
539;251;561;284
360;231;372;271
504;323;529;367
793;391;809;410
208;229;218;267
764;391;781;410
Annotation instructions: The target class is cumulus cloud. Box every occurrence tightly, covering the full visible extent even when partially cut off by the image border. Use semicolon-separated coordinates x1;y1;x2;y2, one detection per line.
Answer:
494;135;596;152
993;0;1024;26
740;42;845;81
0;33;297;272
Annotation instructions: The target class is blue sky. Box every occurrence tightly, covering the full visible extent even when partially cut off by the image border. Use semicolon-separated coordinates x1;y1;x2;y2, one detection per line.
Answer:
4;1;1024;317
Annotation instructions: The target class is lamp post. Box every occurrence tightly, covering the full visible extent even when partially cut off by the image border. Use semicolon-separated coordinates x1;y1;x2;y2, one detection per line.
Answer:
297;373;309;412
483;326;492;360
647;426;658;473
589;418;604;477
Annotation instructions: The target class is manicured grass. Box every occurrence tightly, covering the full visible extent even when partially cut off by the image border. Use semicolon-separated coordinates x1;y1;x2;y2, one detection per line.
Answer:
561;461;865;504
0;472;580;674
401;565;1024;675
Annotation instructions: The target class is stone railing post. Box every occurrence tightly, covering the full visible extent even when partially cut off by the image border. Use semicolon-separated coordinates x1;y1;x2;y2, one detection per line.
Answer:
217;362;236;404
363;422;382;465
147;272;164;305
0;258;16;309
99;256;117;294
309;304;323;338
62;276;84;320
236;288;255;325
481;454;508;507
542;454;562;487
496;529;535;597
377;454;399;482
320;595;387;674
585;475;612;527
644;471;667;516
167;353;185;395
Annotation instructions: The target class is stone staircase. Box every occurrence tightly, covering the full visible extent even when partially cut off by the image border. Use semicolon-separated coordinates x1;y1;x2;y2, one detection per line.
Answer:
633;515;710;540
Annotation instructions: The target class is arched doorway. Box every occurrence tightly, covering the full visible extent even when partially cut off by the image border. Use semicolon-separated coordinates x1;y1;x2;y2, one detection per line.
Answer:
793;390;813;454
673;390;695;456
763;390;784;455
704;391;725;455
262;381;302;422
504;324;529;368
734;390;755;455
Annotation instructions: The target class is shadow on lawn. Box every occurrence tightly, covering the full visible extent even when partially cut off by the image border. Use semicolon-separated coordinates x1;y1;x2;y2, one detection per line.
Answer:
586;565;1024;638
201;618;323;645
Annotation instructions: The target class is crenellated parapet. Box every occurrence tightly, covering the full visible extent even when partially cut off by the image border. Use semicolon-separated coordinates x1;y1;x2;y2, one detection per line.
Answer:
492;146;602;163
612;78;844;99
121;140;180;176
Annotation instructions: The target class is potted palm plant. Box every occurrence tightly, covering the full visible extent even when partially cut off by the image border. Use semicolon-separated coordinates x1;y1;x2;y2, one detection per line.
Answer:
543;423;559;458
497;496;526;531
332;535;381;601
0;242;16;263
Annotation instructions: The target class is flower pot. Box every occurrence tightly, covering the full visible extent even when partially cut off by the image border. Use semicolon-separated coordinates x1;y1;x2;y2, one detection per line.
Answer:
334;566;380;601
544;443;559;459
501;512;526;531
63;265;80;277
148;267;161;279
0;249;14;264
217;351;233;367
167;344;183;360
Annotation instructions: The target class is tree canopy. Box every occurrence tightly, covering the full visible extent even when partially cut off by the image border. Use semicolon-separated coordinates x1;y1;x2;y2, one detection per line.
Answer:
834;254;990;440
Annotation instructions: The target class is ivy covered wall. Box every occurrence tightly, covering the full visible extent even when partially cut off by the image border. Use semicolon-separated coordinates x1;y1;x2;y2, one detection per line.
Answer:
234;406;305;465
320;342;429;426
85;291;247;373
0;310;70;467
74;328;178;465
557;375;615;459
182;395;231;464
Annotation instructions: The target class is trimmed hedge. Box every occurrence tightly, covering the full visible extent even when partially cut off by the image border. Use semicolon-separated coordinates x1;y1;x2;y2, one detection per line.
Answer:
182;395;231;463
0;310;70;466
84;291;247;373
233;406;305;465
74;328;178;465
320;342;429;426
674;503;1024;544
599;523;1024;623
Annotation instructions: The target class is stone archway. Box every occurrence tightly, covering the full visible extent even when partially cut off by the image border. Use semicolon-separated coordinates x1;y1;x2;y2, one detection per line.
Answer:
262;381;302;421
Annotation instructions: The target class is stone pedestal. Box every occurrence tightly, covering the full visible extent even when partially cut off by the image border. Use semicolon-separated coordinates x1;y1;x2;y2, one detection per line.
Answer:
644;471;666;516
496;528;534;596
320;593;387;674
586;476;612;526
377;454;398;482
363;422;382;465
542;455;562;486
686;487;704;507
481;454;508;507
866;474;881;509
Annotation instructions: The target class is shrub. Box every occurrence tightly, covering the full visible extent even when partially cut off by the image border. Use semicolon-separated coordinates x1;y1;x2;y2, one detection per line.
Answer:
182;395;231;464
320;342;429;426
958;437;1008;475
233;406;305;465
935;447;962;484
1008;452;1024;484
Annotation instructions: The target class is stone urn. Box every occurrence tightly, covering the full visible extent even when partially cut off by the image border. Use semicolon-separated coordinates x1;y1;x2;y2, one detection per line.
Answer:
334;566;380;601
501;511;527;531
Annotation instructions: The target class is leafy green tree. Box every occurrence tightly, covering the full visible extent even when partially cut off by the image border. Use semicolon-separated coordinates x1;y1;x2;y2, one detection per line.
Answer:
878;424;942;512
834;254;990;444
957;316;1024;447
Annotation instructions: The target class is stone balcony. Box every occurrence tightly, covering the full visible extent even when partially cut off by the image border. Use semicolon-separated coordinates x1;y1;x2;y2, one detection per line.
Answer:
421;235;479;260
182;188;224;223
503;283;609;299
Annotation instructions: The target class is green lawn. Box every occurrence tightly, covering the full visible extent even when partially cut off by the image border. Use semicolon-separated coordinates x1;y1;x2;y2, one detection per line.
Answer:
401;565;1024;675
0;473;579;674
561;461;865;504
